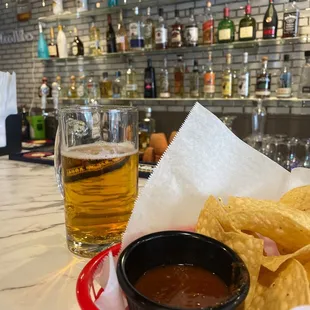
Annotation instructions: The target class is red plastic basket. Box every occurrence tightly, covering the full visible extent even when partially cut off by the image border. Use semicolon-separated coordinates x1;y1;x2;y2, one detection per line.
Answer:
76;243;121;310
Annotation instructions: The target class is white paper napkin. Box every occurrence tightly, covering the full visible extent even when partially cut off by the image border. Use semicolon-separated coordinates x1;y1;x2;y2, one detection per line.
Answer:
95;103;310;310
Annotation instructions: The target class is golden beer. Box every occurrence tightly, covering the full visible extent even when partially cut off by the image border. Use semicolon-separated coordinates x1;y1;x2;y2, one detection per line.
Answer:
61;143;138;257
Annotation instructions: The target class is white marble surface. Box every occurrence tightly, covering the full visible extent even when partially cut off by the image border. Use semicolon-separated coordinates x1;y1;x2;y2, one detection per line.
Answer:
0;157;146;310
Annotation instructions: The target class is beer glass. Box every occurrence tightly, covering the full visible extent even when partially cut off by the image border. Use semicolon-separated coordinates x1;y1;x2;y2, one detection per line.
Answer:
55;105;138;257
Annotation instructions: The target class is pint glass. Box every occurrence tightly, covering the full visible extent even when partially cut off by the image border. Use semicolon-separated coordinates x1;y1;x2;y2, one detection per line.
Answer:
55;106;138;257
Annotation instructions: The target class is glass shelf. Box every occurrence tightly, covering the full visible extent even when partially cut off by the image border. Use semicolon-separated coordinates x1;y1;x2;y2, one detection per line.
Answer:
38;0;194;23
37;36;309;63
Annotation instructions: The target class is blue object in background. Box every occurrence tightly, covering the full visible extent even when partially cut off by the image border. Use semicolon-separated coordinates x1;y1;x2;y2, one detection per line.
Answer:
37;23;50;59
108;0;118;7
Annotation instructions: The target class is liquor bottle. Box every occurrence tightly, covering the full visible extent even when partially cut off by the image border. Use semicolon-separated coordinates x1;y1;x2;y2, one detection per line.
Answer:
89;22;101;56
222;53;233;98
299;51;310;99
238;52;250;98
57;24;68;58
76;0;88;13
144;7;154;50
52;76;62;110
170;9;183;48
203;51;215;98
155;8;168;50
239;2;257;41
87;73;99;102
106;14;117;53
185;8;199;47
48;27;58;57
21;106;30;141
126;59;138;98
174;55;185;98
189;60;200;98
38;77;52;98
108;0;118;7
116;10;129;52
112;71;124;98
129;6;144;51
283;0;299;38
277;55;292;98
53;0;63;15
159;57;170;98
256;56;271;98
77;75;86;98
68;75;78;98
144;58;157;98
263;0;278;39
17;0;31;22
99;72;113;98
37;23;50;59
71;27;84;56
39;77;50;114
203;1;214;45
139;107;156;151
218;5;235;43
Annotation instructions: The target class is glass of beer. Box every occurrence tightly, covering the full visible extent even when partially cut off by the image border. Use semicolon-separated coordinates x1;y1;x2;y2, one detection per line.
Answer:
55;105;138;257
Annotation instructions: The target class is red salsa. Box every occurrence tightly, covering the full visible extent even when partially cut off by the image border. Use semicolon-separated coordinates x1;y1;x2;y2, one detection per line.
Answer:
134;264;230;308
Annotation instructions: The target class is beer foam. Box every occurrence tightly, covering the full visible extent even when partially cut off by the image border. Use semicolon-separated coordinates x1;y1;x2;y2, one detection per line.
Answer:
61;142;137;160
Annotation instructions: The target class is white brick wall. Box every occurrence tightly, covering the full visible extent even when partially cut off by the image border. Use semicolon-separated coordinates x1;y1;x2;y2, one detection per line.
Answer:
0;0;309;111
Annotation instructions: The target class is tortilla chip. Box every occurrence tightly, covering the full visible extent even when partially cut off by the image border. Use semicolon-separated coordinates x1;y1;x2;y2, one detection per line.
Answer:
280;185;310;212
249;259;310;310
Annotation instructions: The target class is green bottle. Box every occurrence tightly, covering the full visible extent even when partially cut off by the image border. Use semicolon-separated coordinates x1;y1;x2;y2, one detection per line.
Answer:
218;5;235;43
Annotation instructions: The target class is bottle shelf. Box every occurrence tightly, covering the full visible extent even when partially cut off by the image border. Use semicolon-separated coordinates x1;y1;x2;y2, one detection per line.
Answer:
38;36;308;63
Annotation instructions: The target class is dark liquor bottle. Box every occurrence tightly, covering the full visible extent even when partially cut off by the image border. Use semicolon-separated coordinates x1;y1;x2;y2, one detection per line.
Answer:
106;14;117;53
263;0;278;39
144;58;157;98
239;2;256;41
256;56;271;98
170;9;183;48
71;27;84;56
48;27;58;57
218;5;235;43
283;0;299;38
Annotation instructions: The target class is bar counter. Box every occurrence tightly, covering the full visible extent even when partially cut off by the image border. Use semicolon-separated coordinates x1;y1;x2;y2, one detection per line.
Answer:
0;157;146;310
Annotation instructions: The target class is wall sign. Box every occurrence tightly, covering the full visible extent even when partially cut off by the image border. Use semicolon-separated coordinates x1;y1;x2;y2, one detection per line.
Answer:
0;29;34;44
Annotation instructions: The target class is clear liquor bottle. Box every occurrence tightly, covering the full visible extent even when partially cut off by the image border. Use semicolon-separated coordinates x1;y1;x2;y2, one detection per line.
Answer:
129;6;144;51
184;8;199;47
277;54;292;98
126;59;138;98
144;7;154;50
256;57;271;98
112;71;124;98
159;57;170;98
89;22;101;56
174;55;185;98
87;73;99;102
116;10;129;52
283;0;299;38
299;51;310;99
99;72;113;98
203;51;215;98
190;60;200;98
170;9;183;48
222;53;233;98
77;75;86;99
68;75;78;98
238;52;250;98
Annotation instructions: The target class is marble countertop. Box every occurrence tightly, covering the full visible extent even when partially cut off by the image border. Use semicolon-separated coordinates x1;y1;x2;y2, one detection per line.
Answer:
0;157;146;310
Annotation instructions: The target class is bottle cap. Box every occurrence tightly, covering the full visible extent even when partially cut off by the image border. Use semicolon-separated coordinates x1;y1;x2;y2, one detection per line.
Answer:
177;55;183;59
146;107;152;113
262;56;268;61
147;58;152;67
284;54;290;62
56;75;61;81
158;8;163;16
305;51;310;57
71;75;76;80
42;77;47;81
116;71;121;77
189;8;194;15
245;4;251;15
194;59;198;66
175;9;179;17
103;72;108;78
207;1;211;8
224;6;229;17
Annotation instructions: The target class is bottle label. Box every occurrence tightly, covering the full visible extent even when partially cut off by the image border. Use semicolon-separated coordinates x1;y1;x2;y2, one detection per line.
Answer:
204;72;215;93
160;92;171;98
185;27;198;45
203;20;214;44
302;86;310;94
283;12;299;36
155;28;168;44
144;24;153;39
238;73;249;96
219;29;231;41
160;77;170;95
240;26;253;39
171;29;182;43
263;27;276;37
126;84;137;91
77;85;84;97
277;88;291;96
256;75;271;96
222;76;232;96
129;22;143;39
76;0;88;12
190;90;200;97
52;88;59;99
174;72;184;94
116;36;125;44
48;45;57;57
130;39;144;48
72;45;78;56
